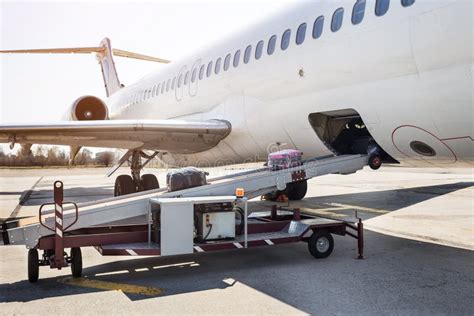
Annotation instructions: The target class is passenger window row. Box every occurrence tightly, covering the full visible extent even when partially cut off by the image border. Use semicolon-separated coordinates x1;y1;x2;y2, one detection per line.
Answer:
127;0;414;106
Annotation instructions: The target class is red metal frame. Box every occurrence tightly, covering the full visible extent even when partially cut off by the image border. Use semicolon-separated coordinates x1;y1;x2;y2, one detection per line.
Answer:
36;188;365;268
37;181;80;269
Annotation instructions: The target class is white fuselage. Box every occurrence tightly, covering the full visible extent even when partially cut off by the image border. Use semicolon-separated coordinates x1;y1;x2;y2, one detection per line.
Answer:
106;0;473;168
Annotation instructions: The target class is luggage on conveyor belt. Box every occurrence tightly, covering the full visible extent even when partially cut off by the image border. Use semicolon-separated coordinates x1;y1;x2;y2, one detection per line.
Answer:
268;149;303;171
166;167;208;192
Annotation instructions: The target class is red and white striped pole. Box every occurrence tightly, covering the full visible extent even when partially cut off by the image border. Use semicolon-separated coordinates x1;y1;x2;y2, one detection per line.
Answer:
53;181;65;268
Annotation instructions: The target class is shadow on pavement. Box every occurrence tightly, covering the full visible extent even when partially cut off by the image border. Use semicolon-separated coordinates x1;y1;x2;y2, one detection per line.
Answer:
1;231;473;316
18;187;114;206
296;181;473;220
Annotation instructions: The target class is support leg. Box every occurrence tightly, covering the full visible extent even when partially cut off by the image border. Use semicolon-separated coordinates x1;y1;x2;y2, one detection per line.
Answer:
357;218;365;259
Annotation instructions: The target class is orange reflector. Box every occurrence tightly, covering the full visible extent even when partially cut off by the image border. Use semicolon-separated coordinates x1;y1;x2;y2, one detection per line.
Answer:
235;188;245;198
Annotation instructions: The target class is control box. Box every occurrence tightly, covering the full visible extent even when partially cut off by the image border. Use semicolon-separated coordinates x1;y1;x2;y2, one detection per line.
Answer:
197;211;235;240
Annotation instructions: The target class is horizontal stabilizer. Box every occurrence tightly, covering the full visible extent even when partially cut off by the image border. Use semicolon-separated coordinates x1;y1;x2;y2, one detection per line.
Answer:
0;46;170;63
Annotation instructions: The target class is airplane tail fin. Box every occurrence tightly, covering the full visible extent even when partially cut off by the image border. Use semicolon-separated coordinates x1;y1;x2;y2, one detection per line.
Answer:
0;38;170;97
97;38;121;97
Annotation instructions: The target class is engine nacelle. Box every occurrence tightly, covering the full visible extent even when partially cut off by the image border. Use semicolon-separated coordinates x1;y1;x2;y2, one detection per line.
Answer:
70;95;108;121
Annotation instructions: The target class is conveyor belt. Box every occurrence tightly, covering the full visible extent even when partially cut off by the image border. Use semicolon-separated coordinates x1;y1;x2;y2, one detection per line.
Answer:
5;154;368;248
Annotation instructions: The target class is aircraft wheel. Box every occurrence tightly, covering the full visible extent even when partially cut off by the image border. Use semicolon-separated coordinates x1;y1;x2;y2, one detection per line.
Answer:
114;175;136;196
369;155;382;170
70;247;82;278
286;180;307;200
28;249;39;283
308;230;334;259
140;174;159;191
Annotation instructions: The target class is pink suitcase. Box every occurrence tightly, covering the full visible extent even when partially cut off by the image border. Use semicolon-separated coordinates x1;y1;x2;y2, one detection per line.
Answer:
268;149;303;171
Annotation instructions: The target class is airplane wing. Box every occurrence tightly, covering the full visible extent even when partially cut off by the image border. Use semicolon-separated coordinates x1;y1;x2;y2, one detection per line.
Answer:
0;119;231;153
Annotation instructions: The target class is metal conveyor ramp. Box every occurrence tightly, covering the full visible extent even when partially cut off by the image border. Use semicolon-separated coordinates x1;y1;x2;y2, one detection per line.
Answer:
6;154;368;248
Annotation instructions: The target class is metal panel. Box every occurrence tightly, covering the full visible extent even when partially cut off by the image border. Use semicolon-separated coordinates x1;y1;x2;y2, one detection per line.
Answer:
160;201;194;256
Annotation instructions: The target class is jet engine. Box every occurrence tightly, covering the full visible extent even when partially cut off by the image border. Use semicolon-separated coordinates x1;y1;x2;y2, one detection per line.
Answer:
69;96;108;121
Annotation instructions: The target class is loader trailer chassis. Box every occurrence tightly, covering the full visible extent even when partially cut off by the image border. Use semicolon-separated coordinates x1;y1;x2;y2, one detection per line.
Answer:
1;154;370;282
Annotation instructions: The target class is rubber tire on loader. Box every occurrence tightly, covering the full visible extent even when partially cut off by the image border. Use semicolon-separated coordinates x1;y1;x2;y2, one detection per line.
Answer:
28;249;39;283
308;230;334;259
140;174;160;191
368;155;382;170
114;175;136;196
70;247;82;278
286;180;308;200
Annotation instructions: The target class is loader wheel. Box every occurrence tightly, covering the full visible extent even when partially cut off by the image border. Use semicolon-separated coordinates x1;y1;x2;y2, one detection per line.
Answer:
286;180;307;200
28;249;39;283
140;174;159;191
114;175;136;196
308;230;334;259
70;247;82;278
369;155;382;170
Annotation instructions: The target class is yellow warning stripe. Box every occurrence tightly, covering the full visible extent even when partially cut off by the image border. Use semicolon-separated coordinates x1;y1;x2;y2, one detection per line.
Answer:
58;277;163;296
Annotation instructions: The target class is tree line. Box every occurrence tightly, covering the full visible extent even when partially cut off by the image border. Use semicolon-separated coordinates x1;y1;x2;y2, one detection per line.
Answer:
0;146;116;167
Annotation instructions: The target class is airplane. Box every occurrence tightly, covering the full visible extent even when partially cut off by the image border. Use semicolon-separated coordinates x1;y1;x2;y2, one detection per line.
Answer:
1;0;472;199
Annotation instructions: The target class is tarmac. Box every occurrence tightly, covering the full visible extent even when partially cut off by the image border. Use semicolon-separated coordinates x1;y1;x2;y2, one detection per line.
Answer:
0;166;473;315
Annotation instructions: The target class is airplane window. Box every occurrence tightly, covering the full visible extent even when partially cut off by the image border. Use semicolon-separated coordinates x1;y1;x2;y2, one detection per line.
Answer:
166;79;171;91
352;0;366;25
199;65;205;80
184;71;190;85
312;16;324;39
171;77;176;90
281;29;291;50
178;74;183;88
375;0;390;16
331;8;344;32
161;82;166;93
224;54;231;71
215;58;222;74
267;35;277;55
401;0;414;6
233;50;241;67
244;45;252;64
207;61;213;77
191;68;197;83
255;40;264;59
296;23;306;45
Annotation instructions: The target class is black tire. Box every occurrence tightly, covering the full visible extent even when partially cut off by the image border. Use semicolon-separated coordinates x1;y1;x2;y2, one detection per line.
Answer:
308;230;334;259
114;175;136;196
140;174;159;191
28;249;39;283
286;180;307;200
369;155;382;170
70;247;82;278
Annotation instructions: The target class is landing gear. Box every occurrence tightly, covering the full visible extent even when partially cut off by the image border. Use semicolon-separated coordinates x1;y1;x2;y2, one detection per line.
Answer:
141;174;159;191
262;180;308;201
113;150;160;196
286;180;307;200
114;175;135;196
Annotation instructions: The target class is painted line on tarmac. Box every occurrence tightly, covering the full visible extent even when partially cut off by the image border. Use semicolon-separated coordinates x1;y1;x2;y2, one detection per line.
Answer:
1;176;43;224
57;277;163;296
326;203;389;214
300;206;349;218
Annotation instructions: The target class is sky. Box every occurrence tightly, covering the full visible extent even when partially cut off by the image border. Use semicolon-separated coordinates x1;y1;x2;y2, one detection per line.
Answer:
0;0;293;124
